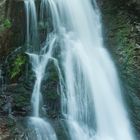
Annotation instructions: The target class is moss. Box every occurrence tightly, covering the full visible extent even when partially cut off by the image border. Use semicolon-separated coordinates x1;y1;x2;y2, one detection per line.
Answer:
47;92;59;100
101;1;140;135
102;2;139;81
3;19;12;28
0;18;12;32
7;118;15;128
14;95;29;107
46;64;59;100
9;54;26;80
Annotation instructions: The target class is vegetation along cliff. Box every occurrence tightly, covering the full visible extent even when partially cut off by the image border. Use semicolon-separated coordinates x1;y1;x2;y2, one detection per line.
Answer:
0;0;140;139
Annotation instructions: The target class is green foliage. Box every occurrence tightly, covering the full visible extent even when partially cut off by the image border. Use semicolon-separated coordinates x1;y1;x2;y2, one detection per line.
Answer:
115;18;135;73
47;92;59;100
14;95;29;107
3;19;12;28
102;2;140;92
0;18;12;32
10;54;26;79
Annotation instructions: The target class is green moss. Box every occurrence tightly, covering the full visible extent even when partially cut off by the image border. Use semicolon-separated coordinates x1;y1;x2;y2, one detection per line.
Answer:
7;118;15;128
103;5;136;69
10;54;26;79
114;19;135;72
0;18;12;32
102;0;140;97
14;95;28;107
3;19;12;28
47;92;59;100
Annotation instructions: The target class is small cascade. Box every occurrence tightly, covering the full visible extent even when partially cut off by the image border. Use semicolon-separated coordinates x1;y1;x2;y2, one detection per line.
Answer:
24;0;38;51
29;117;57;140
24;0;57;139
40;0;48;21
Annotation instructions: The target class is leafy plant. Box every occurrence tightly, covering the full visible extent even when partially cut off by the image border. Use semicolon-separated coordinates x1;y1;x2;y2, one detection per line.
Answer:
0;18;12;32
10;54;26;79
3;19;12;29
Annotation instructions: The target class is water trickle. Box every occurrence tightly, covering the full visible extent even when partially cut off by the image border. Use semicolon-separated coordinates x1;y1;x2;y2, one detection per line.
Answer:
24;0;38;51
23;0;136;140
24;1;57;140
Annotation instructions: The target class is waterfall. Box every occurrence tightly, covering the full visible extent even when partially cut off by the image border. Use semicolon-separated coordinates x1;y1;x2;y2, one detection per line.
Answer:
24;0;57;140
24;0;136;140
24;0;38;51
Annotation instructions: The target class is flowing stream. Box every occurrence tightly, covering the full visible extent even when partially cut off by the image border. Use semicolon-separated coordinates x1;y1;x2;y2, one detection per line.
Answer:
24;0;136;140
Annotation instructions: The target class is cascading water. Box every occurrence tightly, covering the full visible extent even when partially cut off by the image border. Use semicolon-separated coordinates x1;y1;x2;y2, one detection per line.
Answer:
24;0;38;51
24;0;136;140
24;0;57;140
46;0;136;140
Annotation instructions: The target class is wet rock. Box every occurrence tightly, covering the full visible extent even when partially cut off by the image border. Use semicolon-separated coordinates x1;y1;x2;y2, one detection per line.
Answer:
100;0;140;137
0;83;31;117
0;116;67;140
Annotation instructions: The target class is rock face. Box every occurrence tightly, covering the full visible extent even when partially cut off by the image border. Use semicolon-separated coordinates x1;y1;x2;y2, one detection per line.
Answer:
99;0;140;138
0;0;25;62
0;1;62;138
0;0;140;139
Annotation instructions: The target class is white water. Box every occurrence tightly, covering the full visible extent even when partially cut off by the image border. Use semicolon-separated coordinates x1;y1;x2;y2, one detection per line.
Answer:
28;34;56;117
24;1;57;140
29;117;57;140
24;0;38;51
27;34;57;140
24;0;136;140
46;0;135;140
